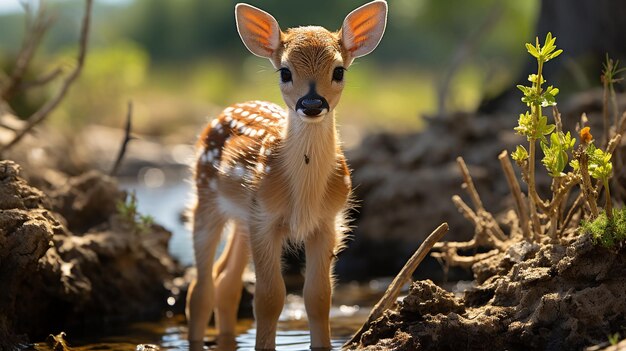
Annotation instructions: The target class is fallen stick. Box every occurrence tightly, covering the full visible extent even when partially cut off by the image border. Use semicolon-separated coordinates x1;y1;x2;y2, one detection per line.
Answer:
344;222;449;348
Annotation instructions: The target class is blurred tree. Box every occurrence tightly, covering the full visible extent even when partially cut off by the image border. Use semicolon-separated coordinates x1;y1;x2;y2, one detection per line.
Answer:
480;0;626;112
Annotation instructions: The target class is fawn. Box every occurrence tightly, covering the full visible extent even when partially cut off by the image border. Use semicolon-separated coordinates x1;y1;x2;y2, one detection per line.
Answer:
186;1;387;349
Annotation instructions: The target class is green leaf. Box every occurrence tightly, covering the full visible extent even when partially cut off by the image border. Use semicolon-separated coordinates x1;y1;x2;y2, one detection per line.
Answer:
512;145;528;163
526;43;539;58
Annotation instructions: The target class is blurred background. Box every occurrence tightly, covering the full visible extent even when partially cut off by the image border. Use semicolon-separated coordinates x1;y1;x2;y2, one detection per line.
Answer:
0;0;539;141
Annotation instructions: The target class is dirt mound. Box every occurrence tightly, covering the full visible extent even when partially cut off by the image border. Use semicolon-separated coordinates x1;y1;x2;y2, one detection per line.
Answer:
0;160;181;348
351;234;626;350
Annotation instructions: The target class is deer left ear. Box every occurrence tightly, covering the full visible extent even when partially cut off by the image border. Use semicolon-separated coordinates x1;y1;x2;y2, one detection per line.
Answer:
340;0;387;63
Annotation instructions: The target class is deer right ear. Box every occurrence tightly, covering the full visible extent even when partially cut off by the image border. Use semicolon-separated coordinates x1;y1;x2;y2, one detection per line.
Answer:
235;3;281;59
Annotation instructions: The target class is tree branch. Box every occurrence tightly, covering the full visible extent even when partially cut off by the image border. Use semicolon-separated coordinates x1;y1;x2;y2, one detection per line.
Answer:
0;0;93;153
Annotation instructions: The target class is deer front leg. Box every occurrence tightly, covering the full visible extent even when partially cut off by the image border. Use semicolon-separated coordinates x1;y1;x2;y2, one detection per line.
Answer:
304;221;337;349
250;224;286;350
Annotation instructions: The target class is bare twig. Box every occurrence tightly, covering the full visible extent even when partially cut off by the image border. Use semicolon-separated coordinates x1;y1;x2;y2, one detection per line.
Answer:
561;193;584;234
110;101;134;177
1;0;55;100
345;223;449;348
457;157;484;211
0;0;93;153
499;150;530;239
17;66;63;91
431;248;499;269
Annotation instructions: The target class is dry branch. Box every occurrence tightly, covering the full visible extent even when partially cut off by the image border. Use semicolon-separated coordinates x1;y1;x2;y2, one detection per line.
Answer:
345;223;449;348
1;0;55;101
499;150;530;238
110;101;134;177
0;0;93;153
456;157;484;211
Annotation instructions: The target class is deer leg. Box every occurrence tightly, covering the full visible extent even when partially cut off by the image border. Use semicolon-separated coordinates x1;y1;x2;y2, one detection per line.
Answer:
186;194;226;342
214;220;250;336
304;222;337;349
250;224;286;350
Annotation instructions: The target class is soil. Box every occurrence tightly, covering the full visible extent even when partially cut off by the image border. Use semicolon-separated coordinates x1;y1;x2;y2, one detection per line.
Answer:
347;232;626;351
0;160;182;349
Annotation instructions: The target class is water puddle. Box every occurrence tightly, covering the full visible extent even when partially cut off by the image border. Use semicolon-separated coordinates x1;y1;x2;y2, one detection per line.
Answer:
31;293;371;351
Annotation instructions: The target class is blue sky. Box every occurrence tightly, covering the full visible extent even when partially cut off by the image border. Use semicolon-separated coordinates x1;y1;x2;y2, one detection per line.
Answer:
0;0;132;14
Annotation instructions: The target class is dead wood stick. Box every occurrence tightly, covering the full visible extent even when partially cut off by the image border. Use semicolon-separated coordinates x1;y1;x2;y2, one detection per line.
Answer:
499;150;531;239
431;249;499;269
110;101;133;177
0;0;92;152
344;223;449;348
457;156;484;211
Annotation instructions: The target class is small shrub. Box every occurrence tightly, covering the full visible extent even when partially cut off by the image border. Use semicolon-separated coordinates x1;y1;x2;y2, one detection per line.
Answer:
116;191;154;234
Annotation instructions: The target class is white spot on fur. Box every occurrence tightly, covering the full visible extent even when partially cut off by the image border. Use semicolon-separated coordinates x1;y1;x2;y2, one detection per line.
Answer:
217;195;249;220
233;164;245;178
241;111;250;117
230;120;237;128
209;178;217;191
265;165;271;173
234;108;243;114
257;129;265;137
224;107;234;113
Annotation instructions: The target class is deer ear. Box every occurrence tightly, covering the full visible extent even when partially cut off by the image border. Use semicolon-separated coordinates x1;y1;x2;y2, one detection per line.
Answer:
235;3;281;59
341;0;387;61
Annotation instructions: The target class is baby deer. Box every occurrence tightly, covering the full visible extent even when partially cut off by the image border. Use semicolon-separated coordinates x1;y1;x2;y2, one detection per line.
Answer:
186;1;387;349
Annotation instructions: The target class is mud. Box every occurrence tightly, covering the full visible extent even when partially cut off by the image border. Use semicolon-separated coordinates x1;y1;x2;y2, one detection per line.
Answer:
0;160;182;349
350;234;626;350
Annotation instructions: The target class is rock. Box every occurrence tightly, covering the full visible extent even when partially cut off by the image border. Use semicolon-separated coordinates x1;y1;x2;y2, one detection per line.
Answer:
0;160;182;348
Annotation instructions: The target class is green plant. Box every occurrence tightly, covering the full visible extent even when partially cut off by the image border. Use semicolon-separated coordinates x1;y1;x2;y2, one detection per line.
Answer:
512;33;618;239
116;191;154;234
608;332;621;346
581;208;626;249
602;55;626;143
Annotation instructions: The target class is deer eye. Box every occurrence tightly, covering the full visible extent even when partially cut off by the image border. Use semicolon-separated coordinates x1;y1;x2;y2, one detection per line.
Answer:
332;67;345;82
279;68;292;83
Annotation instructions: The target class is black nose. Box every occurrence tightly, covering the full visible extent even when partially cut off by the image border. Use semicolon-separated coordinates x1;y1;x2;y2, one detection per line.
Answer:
301;98;323;109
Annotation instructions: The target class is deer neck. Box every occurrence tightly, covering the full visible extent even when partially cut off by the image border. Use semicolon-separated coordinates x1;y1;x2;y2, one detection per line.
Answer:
280;109;338;175
278;109;339;235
